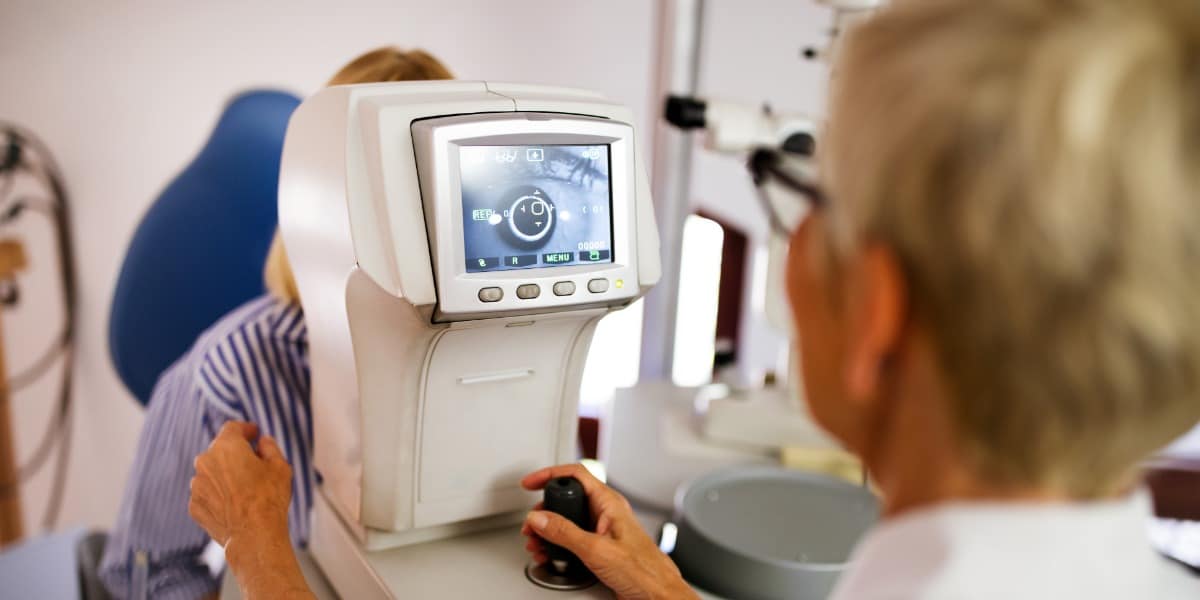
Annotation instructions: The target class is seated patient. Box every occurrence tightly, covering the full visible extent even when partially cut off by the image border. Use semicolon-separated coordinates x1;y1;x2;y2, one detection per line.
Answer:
99;48;454;599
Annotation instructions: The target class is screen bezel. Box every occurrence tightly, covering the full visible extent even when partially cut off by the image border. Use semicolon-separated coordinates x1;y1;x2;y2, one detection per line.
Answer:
412;113;640;320
457;143;615;274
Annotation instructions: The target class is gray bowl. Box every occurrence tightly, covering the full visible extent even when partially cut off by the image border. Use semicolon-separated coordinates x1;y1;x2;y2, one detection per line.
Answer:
670;466;879;600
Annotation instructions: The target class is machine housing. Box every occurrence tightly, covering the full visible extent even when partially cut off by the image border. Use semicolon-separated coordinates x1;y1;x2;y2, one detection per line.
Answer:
277;81;660;556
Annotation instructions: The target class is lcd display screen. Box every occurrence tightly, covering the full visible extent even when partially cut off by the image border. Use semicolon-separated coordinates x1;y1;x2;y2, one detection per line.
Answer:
459;144;613;273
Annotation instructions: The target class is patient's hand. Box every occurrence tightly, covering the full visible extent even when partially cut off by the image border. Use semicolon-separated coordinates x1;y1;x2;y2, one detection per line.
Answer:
190;421;313;599
521;464;697;600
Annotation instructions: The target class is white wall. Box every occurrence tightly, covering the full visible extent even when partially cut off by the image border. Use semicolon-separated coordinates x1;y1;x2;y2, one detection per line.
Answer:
0;0;657;534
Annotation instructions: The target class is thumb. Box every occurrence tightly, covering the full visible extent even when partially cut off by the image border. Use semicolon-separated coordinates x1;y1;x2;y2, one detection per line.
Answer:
256;434;287;465
526;511;597;558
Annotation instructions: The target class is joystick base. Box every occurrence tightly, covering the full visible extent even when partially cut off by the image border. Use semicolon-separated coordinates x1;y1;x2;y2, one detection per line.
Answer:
525;561;598;591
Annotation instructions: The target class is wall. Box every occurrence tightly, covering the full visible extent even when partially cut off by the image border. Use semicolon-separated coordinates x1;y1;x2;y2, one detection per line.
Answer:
0;0;657;534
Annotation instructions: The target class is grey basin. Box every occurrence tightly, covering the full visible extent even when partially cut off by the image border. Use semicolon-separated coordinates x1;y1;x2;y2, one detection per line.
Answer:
670;465;879;600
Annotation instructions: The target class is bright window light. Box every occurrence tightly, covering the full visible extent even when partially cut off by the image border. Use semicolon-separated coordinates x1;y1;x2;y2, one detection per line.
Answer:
580;298;644;414
672;215;725;386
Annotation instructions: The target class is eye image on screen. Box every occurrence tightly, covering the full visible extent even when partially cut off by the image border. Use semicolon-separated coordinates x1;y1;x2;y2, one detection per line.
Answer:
459;144;613;273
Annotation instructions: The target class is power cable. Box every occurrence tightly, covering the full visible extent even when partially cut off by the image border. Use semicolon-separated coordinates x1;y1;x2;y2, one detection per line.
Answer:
0;122;79;531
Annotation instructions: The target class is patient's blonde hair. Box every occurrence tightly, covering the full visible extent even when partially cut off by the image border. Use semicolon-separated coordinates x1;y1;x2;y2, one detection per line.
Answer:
264;47;453;302
825;0;1200;496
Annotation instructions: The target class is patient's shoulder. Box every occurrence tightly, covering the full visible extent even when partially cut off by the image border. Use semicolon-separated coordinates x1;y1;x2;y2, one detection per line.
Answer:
188;295;305;411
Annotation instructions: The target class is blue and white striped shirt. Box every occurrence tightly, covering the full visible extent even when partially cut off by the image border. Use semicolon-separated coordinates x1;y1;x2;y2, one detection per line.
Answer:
100;296;312;599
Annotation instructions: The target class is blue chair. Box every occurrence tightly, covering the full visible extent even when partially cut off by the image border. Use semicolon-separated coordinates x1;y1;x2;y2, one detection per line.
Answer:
108;89;301;406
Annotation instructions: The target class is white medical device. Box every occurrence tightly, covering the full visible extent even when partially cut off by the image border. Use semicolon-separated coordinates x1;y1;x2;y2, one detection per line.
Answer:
277;81;659;594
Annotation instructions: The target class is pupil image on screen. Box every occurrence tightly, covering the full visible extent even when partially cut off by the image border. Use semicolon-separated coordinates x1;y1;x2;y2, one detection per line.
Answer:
460;144;613;273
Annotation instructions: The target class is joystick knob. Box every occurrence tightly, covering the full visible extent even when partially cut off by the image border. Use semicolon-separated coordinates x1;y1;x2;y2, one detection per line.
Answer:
543;477;591;574
525;475;598;591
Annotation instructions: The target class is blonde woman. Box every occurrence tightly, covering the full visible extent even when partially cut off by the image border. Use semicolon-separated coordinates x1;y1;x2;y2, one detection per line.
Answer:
100;48;453;600
189;0;1200;598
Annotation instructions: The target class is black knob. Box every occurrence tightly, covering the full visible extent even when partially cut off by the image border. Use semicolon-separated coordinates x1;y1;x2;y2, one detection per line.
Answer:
664;95;708;130
782;131;817;157
543;476;592;574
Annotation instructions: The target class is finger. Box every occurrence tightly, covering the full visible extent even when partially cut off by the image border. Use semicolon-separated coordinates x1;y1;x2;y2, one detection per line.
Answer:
525;510;599;560
523;464;634;526
188;497;223;541
257;434;287;465
520;503;545;535
193;446;222;473
189;485;223;516
595;513;612;536
188;473;209;495
520;464;606;498
190;475;223;505
188;495;217;524
217;421;259;443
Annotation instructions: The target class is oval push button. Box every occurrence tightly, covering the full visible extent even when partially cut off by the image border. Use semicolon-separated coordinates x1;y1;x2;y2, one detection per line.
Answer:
516;284;541;299
587;278;609;294
553;281;576;296
478;287;503;303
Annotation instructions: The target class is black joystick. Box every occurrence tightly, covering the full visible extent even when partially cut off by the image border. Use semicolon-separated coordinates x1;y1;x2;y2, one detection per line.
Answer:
525;476;598;591
543;477;591;574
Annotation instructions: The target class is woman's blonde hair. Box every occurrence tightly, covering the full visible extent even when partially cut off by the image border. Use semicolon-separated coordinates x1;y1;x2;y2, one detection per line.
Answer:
263;47;453;302
825;0;1200;496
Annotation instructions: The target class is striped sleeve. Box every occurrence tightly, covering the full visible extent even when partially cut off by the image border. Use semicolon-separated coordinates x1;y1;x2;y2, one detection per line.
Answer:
195;303;314;546
99;296;314;600
98;359;220;600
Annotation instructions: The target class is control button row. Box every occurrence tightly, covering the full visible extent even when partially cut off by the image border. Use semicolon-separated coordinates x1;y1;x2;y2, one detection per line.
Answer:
480;279;612;303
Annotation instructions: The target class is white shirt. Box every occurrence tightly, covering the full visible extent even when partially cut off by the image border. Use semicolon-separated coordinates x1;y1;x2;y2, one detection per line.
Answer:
830;492;1199;600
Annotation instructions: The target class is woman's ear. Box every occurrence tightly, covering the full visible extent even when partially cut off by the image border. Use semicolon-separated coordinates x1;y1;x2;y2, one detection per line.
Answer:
844;242;908;403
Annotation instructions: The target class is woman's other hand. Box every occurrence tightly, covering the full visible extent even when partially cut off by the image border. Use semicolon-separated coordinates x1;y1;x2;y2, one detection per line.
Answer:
188;421;291;551
521;464;696;600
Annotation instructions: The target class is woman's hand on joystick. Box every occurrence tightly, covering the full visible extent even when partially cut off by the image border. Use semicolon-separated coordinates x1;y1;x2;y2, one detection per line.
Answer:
520;464;698;600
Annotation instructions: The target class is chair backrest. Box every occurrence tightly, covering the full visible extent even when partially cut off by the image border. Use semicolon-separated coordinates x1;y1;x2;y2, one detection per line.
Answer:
108;89;301;406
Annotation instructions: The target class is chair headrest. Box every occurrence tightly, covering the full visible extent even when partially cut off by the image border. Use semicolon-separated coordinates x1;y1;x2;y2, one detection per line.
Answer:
109;89;301;406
